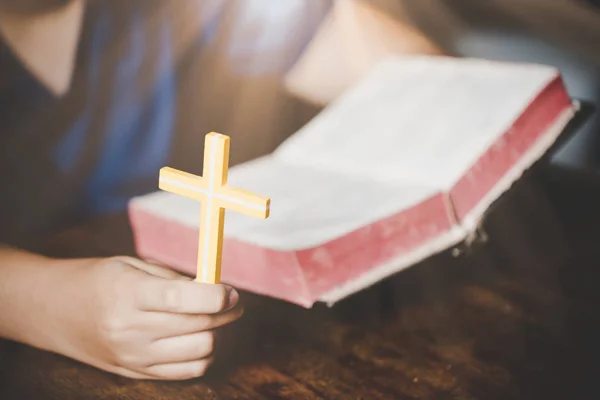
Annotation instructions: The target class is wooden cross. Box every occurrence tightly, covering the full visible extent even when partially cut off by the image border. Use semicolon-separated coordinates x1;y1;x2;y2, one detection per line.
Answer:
158;132;270;284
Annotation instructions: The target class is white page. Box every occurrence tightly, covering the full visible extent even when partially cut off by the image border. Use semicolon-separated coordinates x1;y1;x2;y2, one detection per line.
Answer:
275;55;558;189
134;156;441;250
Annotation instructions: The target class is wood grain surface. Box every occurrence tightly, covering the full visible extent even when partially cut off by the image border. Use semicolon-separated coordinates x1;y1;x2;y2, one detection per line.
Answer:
1;175;599;399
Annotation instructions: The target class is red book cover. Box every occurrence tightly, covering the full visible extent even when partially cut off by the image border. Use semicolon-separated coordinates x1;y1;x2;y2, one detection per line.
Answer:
128;56;576;308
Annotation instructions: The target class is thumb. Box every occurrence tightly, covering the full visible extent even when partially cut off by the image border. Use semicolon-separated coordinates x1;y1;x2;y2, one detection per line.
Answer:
114;256;192;281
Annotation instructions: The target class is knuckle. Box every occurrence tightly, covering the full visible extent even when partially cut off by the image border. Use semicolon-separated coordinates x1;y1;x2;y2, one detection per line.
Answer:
212;286;229;312
190;360;210;378
199;331;215;353
115;352;141;368
168;360;211;380
100;316;126;340
161;285;182;311
98;312;135;347
104;257;131;275
93;259;128;296
195;316;211;331
108;264;138;299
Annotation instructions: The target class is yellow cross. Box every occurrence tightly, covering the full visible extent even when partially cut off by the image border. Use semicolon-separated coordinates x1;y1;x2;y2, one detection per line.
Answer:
158;132;270;284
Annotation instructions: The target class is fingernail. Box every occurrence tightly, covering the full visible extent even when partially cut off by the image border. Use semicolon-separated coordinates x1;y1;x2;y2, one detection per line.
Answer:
228;288;239;307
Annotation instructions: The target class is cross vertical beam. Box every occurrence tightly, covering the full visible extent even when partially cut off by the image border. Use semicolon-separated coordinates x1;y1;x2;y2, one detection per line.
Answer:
158;132;270;284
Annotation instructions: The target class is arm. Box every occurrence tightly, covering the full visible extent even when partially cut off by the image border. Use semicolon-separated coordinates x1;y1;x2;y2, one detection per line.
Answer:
0;244;59;348
0;245;243;380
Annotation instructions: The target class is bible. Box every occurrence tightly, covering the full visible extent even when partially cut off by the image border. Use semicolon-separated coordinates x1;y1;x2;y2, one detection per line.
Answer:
129;55;577;308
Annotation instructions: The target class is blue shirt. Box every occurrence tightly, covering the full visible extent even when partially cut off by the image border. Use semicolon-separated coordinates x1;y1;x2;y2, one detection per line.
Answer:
63;4;176;215
0;2;180;246
0;1;198;245
0;1;328;247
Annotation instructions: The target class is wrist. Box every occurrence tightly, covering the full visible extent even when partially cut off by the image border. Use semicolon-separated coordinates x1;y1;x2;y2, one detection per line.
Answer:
0;247;86;350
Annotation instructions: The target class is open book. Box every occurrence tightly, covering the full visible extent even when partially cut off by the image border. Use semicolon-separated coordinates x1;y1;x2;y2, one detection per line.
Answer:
129;55;577;308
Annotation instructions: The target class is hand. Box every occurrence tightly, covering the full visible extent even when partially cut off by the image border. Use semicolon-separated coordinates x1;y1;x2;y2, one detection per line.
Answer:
38;256;242;380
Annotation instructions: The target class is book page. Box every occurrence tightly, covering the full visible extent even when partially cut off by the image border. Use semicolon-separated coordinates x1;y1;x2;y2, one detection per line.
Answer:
275;55;559;189
135;156;441;250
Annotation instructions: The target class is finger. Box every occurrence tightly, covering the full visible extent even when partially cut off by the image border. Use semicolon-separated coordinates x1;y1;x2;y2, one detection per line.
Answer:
91;363;166;381
148;331;215;365
109;367;162;380
142;358;214;380
116;256;191;280
136;279;239;314
142;305;244;339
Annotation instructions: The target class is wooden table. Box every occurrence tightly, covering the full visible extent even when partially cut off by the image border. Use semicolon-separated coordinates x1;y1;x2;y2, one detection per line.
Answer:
1;174;600;399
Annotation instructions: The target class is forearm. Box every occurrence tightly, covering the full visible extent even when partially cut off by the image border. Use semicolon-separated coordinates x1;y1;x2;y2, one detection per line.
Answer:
0;245;65;348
